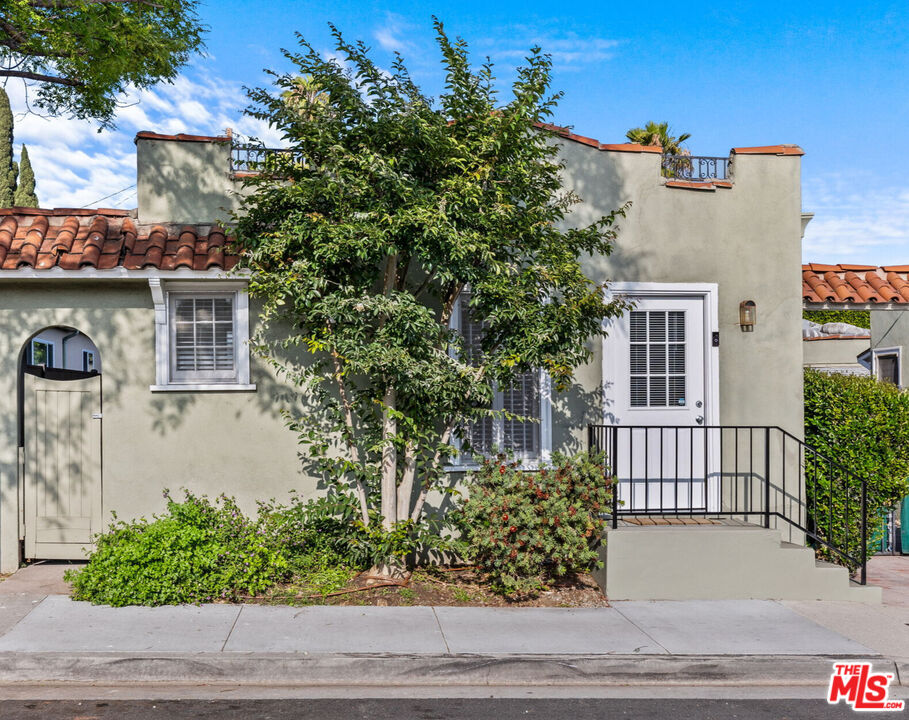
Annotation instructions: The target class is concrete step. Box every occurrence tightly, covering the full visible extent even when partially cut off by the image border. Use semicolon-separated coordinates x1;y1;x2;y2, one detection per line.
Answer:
596;524;882;603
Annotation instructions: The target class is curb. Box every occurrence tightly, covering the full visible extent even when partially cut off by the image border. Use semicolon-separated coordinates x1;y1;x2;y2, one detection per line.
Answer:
0;653;892;687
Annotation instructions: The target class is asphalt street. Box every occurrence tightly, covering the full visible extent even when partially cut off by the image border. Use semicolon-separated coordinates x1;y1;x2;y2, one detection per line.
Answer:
0;699;897;719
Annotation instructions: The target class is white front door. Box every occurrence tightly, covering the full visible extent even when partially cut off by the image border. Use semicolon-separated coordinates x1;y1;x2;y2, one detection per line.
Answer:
603;292;718;512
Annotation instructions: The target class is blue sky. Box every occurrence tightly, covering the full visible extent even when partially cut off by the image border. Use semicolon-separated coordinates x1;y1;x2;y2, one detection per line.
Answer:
7;0;909;263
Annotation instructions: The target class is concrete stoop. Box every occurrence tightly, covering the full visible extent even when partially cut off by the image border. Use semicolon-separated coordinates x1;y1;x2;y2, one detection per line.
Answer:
596;524;881;603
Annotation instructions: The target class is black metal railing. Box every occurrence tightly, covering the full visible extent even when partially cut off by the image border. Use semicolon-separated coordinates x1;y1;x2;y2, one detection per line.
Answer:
661;154;730;181
588;424;868;584
230;144;300;174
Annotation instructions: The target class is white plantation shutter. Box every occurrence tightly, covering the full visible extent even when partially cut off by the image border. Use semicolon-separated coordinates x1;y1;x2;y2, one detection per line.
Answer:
456;292;543;462
170;294;238;383
502;370;541;458
460;293;495;456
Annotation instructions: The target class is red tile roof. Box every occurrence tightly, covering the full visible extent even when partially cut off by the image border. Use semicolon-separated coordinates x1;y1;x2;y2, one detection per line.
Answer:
732;145;805;156
536;123;805;157
803;264;909;304
0;209;237;271
134;131;231;144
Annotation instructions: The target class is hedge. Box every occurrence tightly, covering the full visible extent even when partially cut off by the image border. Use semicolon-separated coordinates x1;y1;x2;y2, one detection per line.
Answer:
804;369;909;567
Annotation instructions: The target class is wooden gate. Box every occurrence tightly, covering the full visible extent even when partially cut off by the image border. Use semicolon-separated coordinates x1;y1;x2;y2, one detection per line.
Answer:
24;374;102;560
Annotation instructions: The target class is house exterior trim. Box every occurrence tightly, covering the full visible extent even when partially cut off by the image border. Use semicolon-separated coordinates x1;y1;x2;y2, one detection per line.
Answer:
149;279;254;392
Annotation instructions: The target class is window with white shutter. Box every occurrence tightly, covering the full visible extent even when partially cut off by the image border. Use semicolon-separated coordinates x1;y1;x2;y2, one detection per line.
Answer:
150;281;253;392
452;292;548;464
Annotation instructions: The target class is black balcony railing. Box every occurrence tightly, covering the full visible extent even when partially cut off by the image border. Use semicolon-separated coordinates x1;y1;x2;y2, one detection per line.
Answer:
588;424;868;584
230;144;300;174
661;154;730;182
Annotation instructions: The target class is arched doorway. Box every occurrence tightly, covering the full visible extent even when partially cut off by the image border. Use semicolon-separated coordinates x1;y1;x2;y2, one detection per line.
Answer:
18;327;102;561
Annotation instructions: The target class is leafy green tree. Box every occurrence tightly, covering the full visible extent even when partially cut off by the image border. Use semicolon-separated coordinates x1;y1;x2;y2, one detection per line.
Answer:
0;0;206;127
235;21;628;577
0;87;16;207
625;121;691;154
13;144;37;206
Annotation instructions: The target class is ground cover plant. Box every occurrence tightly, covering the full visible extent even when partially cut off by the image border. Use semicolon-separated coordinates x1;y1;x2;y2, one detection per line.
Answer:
804;368;909;567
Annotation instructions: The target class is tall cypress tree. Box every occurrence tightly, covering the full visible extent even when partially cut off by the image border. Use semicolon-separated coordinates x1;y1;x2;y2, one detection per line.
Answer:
13;145;37;207
0;88;16;207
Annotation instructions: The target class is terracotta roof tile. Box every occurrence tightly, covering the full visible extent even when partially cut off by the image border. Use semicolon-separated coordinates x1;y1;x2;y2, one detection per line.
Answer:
803;264;909;304
0;209;237;272
732;145;805;156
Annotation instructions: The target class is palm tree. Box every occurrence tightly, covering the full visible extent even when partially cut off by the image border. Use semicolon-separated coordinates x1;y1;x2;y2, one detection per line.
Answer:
626;121;692;177
625;121;691;153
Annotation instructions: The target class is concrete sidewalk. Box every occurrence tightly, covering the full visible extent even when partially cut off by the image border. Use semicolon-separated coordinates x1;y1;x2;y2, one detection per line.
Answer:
0;593;895;687
0;562;906;688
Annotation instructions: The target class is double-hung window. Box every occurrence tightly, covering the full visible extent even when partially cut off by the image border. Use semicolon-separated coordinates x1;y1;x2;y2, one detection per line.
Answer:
451;292;550;466
150;281;253;391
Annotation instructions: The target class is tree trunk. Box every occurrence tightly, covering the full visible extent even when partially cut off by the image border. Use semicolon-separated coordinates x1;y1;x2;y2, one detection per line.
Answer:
396;440;417;523
380;384;397;531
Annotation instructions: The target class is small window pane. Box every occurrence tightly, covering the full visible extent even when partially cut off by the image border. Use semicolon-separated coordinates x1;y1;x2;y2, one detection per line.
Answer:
648;312;666;342
630;312;647;342
630;344;647;374
669;377;686;406
649;377;667;406
631;377;647;407
648;344;666;374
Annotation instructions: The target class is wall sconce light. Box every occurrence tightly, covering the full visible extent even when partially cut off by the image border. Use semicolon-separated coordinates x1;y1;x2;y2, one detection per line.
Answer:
739;300;756;332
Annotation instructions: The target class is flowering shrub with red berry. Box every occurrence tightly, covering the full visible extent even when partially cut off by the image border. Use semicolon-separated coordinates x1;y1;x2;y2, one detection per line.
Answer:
457;451;612;596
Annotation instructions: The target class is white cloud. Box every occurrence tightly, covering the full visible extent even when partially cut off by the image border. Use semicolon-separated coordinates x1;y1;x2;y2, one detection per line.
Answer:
2;63;281;209
374;14;413;54
802;172;909;265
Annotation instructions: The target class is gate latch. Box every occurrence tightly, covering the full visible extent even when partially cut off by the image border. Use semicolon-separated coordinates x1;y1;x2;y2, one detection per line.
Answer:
91;413;103;420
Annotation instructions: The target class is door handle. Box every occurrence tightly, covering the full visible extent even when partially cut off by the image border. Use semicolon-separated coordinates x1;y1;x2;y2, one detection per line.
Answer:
695;416;704;425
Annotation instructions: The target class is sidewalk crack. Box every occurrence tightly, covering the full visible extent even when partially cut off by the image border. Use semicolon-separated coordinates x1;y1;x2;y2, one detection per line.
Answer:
221;605;243;653
432;606;451;655
610;604;671;654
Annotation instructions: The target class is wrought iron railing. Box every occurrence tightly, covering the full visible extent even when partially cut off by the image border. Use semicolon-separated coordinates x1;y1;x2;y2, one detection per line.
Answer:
230;144;300;174
661;154;730;181
587;424;868;584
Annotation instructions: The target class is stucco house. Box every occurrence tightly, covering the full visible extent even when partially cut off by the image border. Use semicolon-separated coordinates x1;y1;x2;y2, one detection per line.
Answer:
802;264;909;386
0;128;877;600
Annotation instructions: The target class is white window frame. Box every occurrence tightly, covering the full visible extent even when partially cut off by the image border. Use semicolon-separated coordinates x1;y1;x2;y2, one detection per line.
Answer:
82;349;96;373
30;337;55;368
149;279;255;392
872;346;902;388
445;293;552;471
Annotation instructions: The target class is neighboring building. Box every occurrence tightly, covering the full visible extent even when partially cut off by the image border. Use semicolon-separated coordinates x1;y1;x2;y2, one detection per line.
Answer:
802;264;909;387
802;318;870;377
0;128;875;600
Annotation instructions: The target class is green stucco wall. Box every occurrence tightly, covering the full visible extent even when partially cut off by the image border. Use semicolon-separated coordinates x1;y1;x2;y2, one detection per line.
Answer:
0;140;807;571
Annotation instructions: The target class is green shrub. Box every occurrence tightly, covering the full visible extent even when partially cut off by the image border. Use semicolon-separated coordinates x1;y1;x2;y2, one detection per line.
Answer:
457;451;611;596
66;491;290;606
804;369;909;567
803;309;870;329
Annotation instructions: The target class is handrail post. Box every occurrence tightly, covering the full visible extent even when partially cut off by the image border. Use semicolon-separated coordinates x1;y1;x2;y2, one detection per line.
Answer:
861;478;868;585
764;427;771;529
611;427;619;530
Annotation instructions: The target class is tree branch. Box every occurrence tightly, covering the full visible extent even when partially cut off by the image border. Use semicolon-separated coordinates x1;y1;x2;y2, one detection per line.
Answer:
0;69;83;87
26;0;164;8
